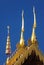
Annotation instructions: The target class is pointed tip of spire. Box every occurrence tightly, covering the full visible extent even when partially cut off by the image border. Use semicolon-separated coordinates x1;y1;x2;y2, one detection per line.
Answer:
7;25;10;31
7;25;10;34
33;6;35;14
22;10;24;16
22;9;24;32
7;25;10;29
33;6;36;28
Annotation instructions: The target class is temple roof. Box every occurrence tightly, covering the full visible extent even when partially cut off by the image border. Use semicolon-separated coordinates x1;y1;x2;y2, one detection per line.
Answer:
5;7;44;65
5;42;44;65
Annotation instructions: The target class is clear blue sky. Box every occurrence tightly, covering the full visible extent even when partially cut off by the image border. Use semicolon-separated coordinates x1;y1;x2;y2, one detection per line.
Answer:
0;0;44;65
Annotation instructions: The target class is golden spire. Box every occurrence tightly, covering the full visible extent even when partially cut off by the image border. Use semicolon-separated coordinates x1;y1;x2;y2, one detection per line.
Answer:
31;6;37;43
20;10;24;46
22;10;24;32
5;26;11;55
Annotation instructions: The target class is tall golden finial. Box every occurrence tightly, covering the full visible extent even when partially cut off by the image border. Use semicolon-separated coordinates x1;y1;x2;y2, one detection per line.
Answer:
31;6;37;43
22;10;24;32
5;26;11;55
20;10;24;46
33;6;36;28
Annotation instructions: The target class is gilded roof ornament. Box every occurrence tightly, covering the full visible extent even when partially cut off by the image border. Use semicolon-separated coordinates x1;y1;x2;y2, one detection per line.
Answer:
20;10;24;46
31;6;37;43
5;26;11;55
